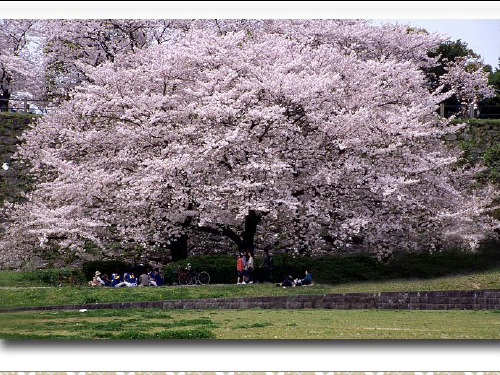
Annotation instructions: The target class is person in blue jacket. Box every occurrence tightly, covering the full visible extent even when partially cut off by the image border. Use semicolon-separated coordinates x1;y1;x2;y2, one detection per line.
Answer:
149;269;164;286
295;270;312;286
124;272;137;287
114;271;138;287
110;272;123;287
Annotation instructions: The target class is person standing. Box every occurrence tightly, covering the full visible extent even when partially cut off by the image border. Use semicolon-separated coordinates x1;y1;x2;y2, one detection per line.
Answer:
236;253;245;285
245;250;254;284
261;249;272;283
240;252;247;284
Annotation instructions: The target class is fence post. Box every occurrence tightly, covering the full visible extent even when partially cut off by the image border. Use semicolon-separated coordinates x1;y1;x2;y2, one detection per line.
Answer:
440;103;445;118
23;97;28;113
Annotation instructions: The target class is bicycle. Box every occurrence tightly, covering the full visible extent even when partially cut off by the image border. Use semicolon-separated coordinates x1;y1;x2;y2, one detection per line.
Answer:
177;263;210;285
53;272;81;287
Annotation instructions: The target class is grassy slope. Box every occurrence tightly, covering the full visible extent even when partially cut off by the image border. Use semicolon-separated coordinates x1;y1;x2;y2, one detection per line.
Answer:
0;308;497;339
1;268;498;308
449;118;500;125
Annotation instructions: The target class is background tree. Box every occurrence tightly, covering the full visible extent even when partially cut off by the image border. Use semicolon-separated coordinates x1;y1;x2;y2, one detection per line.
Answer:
0;20;497;267
478;63;500;118
426;39;478;86
425;39;490;117
0;19;37;111
440;56;494;116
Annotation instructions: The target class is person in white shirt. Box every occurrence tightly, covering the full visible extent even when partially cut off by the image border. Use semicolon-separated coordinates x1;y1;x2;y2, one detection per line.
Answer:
244;250;254;284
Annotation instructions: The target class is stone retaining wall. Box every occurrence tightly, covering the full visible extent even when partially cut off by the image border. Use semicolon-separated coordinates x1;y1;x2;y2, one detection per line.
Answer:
1;289;499;313
0;114;33;217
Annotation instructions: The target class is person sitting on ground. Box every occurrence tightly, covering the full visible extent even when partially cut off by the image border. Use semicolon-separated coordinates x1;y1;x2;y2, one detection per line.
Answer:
115;272;138;288
295;270;313;286
100;273;111;286
110;272;123;287
149;268;163;286
148;269;156;286
276;275;294;287
124;272;137;287
138;271;150;287
88;271;104;287
236;253;245;285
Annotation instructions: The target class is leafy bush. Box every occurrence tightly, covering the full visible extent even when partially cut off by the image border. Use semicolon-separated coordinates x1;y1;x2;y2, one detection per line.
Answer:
0;268;86;286
449;119;500;126
35;268;86;285
385;242;500;279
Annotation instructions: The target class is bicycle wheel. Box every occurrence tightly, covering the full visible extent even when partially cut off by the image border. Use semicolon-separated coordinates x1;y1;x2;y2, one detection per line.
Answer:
70;275;81;287
197;271;210;285
178;273;190;285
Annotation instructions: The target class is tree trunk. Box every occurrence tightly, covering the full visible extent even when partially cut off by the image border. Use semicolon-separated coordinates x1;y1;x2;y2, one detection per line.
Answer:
0;89;10;112
168;234;189;262
195;210;262;255
241;210;261;255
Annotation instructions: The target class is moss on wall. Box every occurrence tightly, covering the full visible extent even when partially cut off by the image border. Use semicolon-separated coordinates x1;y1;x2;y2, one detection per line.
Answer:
0;113;38;226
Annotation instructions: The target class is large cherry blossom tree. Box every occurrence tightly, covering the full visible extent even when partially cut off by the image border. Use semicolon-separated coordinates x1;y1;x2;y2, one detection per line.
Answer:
1;20;497;266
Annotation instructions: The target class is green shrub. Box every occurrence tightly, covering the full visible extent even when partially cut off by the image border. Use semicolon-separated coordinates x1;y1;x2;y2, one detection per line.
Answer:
449;119;500;126
310;254;386;284
36;268;86;285
386;243;500;279
0;268;86;287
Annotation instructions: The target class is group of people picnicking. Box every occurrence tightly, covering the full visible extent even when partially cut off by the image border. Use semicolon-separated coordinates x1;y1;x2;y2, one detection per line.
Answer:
276;270;313;288
88;269;164;288
88;249;312;287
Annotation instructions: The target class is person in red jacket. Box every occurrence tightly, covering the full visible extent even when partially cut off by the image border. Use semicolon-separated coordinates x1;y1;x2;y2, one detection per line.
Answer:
236;253;245;285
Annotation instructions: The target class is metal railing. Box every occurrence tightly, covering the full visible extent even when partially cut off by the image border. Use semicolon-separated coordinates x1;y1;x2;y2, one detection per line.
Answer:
2;97;500;119
439;103;500;119
0;97;57;115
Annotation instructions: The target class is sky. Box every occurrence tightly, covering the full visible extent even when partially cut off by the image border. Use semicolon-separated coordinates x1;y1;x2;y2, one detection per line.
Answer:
3;2;499;69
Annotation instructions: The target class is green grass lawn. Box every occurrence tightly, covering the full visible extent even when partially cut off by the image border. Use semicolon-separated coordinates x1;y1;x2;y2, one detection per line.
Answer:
0;308;498;339
0;269;500;307
0;268;498;308
1;269;497;340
